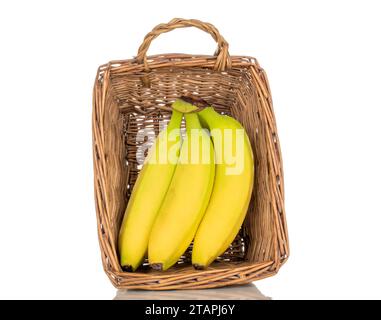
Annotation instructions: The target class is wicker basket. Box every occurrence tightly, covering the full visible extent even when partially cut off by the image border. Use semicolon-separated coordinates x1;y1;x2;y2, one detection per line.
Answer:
92;18;289;290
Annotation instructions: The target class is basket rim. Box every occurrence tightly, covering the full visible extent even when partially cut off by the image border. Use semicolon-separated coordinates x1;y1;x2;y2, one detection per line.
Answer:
96;53;260;76
104;259;289;290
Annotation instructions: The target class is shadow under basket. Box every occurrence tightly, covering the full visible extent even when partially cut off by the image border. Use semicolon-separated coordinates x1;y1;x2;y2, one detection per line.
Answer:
92;18;289;290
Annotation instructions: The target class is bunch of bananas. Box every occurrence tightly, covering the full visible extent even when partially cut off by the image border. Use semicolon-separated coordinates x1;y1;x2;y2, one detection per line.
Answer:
118;97;254;271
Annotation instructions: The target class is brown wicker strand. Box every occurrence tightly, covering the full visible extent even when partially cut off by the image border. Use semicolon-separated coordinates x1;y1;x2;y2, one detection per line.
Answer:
136;18;232;72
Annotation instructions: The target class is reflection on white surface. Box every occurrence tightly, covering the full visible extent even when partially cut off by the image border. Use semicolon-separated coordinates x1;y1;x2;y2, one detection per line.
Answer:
114;283;270;300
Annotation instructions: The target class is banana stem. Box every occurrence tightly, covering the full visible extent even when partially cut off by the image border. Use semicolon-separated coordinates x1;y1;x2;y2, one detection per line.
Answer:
167;109;183;131
172;99;199;113
180;96;209;110
172;96;210;113
184;113;202;133
198;107;221;128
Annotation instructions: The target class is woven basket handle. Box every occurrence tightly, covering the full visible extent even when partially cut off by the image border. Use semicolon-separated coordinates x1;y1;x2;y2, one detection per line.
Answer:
136;18;232;71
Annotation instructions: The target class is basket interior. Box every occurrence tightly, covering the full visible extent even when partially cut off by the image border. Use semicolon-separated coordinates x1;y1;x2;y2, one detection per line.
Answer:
96;60;283;273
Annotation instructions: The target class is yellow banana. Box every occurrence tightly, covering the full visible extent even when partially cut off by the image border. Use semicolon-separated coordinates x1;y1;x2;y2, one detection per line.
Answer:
192;105;254;269
118;110;183;271
148;111;215;271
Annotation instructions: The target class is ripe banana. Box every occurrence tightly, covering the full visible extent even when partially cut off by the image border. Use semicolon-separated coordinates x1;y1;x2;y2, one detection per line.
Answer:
118;110;183;271
192;105;254;269
148;111;215;271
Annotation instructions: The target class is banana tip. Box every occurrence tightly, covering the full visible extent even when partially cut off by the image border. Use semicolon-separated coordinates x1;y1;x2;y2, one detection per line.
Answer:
122;265;134;272
193;264;206;270
151;263;163;271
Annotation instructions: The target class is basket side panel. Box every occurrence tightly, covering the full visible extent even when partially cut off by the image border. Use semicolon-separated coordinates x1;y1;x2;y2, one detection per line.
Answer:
259;67;289;264
93;67;128;275
235;65;288;268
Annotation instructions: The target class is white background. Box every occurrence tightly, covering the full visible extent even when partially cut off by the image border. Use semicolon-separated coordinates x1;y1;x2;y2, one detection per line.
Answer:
0;0;380;300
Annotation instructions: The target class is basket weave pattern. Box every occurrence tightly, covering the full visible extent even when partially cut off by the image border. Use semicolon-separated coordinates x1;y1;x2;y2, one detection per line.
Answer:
92;18;289;290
